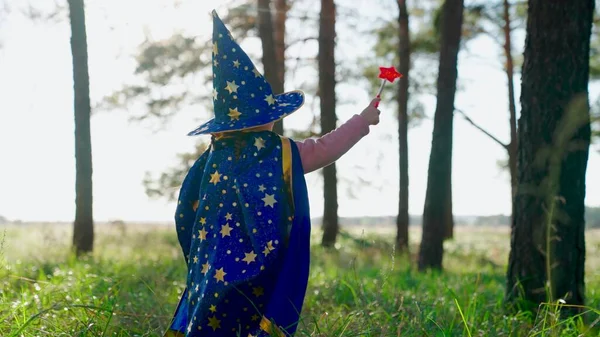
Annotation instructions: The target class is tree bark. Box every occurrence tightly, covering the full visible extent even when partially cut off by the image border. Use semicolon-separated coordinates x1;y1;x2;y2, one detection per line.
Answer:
418;0;463;271
395;0;410;254
257;0;285;135
505;0;594;314
273;0;287;134
319;0;338;247
68;0;94;256
503;0;518;213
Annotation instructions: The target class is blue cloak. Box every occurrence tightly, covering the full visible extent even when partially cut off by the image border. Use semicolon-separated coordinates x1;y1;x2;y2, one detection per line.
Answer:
164;131;311;337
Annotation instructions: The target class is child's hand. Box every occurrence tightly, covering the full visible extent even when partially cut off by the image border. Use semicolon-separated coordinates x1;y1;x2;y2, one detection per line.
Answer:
360;98;381;125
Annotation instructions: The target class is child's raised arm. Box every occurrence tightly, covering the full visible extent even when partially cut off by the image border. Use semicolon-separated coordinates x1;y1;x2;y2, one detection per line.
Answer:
295;98;381;174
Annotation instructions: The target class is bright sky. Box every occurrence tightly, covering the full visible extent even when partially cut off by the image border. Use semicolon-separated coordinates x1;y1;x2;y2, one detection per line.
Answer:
0;0;598;222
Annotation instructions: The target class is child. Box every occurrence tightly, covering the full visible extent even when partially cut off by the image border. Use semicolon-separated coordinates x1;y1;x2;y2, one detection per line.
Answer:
164;10;380;337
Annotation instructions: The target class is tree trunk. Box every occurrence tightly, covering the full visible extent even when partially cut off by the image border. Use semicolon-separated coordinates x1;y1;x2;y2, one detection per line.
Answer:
418;0;463;271
503;0;518;214
395;0;410;254
257;0;285;135
443;179;454;239
68;0;94;256
273;0;287;135
319;0;338;248
505;0;593;314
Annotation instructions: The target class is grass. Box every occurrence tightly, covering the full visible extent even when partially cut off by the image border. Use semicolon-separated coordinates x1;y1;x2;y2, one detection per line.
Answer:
0;223;599;336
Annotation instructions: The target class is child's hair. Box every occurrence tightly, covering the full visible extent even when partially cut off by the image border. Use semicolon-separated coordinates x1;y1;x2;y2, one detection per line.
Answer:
211;122;274;140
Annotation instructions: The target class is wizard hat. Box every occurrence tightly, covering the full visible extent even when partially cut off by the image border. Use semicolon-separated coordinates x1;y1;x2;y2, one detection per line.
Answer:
188;10;305;136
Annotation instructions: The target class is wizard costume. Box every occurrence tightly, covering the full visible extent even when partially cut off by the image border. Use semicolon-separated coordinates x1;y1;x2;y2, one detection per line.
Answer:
164;10;311;337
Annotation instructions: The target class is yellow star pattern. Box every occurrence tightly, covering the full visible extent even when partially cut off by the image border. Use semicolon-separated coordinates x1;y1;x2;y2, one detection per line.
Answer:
193;256;199;263
252;68;261;78
264;94;276;105
254;137;266;151
209;171;222;185
208;316;221;331
199;217;207;225
262;193;277;208
233;60;241;68
228;107;242;121
212;88;218;100
224;212;233;221
220;223;233;237
262;246;271;256
201;262;211;275
209;305;217;313
258;185;266;192
198;228;208;241
251;314;260;321
214;267;227;283
252;286;264;297
242;251;257;264
225;81;239;94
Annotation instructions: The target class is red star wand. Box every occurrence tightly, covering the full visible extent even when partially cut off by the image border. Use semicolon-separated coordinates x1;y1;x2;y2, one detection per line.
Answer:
374;66;402;108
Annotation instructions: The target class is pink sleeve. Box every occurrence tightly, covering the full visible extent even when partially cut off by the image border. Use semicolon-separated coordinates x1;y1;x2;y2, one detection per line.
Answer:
294;114;371;174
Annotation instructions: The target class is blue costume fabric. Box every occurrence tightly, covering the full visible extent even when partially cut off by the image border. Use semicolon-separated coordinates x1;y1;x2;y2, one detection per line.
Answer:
164;9;312;336
164;131;311;337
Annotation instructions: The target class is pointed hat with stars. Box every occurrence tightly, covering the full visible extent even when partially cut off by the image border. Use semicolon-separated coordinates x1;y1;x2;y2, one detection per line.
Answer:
188;10;305;136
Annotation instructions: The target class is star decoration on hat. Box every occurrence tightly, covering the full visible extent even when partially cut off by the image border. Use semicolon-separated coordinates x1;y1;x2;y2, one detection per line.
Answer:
228;107;242;121
225;81;239;94
264;95;276;106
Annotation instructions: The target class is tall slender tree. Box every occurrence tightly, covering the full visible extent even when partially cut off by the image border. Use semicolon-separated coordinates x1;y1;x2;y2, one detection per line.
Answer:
502;0;518;206
418;0;464;271
319;0;339;247
273;0;287;134
257;0;286;135
506;0;594;314
396;0;411;253
68;0;94;255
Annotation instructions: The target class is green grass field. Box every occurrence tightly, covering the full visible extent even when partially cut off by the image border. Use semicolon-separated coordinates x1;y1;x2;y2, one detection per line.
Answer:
1;223;598;336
